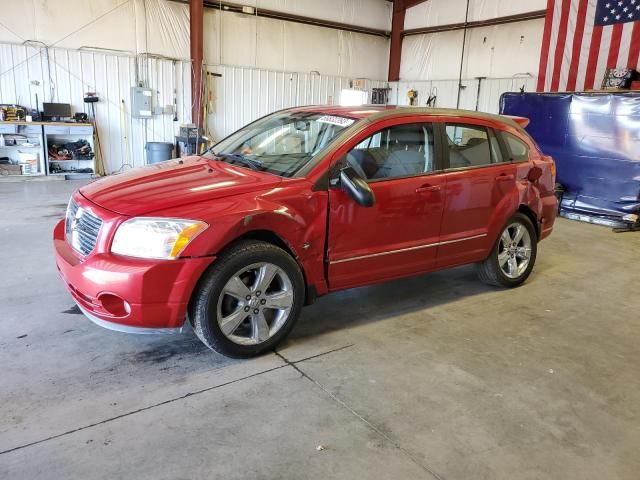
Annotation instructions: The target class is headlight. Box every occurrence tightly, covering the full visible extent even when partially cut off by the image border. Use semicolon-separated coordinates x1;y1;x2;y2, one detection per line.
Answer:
111;218;208;260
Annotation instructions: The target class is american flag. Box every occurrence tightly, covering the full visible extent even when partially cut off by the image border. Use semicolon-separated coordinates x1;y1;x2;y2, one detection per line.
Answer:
537;0;640;91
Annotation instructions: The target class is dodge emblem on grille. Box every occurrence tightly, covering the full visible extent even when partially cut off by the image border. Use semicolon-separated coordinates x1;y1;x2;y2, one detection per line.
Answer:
70;217;83;232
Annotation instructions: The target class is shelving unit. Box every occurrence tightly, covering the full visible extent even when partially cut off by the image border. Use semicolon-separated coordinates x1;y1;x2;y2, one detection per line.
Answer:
0;121;96;179
44;124;95;179
0;123;46;176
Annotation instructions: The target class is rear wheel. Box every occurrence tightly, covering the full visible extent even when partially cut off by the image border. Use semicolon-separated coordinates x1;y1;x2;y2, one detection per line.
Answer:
189;241;304;358
477;213;537;288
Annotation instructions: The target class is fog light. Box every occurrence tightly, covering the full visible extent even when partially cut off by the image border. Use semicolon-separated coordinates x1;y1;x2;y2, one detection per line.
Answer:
98;293;131;317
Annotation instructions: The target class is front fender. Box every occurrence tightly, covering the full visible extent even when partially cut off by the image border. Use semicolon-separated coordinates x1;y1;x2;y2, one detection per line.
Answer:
158;186;329;295
217;208;310;259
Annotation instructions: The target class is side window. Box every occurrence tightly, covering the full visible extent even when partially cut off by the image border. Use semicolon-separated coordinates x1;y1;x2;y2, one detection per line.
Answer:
344;123;436;181
354;131;381;150
503;132;530;162
445;124;500;168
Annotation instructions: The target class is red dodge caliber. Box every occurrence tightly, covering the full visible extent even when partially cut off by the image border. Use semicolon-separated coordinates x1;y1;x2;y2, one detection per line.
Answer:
54;106;557;357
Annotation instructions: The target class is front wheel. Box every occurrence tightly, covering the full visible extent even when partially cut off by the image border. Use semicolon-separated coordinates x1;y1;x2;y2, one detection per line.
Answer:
477;213;537;288
189;241;305;358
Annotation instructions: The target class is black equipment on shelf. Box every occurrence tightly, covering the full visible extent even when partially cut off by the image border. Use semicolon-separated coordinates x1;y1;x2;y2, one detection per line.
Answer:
42;103;71;120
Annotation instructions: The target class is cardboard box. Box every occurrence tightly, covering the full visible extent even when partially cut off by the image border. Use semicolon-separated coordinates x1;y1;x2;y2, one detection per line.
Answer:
179;125;203;139
0;164;22;176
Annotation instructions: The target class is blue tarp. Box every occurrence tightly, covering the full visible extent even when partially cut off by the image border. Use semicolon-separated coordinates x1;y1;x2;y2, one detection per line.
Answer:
500;92;640;223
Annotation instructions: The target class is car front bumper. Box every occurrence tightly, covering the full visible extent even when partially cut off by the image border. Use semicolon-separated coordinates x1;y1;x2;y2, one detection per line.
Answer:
53;219;214;333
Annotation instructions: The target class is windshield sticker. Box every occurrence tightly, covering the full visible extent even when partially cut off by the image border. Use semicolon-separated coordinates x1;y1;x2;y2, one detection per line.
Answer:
317;115;355;127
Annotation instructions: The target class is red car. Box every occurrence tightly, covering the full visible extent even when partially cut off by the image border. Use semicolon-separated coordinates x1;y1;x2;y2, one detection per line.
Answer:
54;106;557;357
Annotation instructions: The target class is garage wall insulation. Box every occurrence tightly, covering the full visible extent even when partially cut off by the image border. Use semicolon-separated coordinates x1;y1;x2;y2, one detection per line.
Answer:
400;20;544;81
203;9;389;79
395;0;547;112
242;0;391;31
403;0;546;29
0;0;390;79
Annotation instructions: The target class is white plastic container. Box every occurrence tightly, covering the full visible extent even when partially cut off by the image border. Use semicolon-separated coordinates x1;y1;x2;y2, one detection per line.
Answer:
18;152;38;174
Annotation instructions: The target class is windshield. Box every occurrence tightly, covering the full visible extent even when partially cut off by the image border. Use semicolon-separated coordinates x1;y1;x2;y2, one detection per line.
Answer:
205;111;356;177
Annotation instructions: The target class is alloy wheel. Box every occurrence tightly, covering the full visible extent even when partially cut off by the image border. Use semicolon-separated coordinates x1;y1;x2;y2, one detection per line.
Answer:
216;262;294;345
497;222;532;279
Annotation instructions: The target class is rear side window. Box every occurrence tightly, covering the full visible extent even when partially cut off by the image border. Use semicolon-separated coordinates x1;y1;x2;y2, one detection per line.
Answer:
344;123;437;181
503;132;530;162
445;124;500;168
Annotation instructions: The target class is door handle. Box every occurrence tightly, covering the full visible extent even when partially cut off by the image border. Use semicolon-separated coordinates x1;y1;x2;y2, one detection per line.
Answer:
415;184;441;194
495;174;515;182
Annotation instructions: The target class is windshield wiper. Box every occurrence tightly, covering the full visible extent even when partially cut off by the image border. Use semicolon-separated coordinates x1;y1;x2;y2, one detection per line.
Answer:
212;152;263;171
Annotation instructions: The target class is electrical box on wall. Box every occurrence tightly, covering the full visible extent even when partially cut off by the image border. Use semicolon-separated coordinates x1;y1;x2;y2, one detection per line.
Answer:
131;87;153;118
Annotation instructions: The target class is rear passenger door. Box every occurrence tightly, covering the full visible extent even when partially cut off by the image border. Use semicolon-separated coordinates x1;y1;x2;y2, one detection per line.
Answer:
437;122;518;268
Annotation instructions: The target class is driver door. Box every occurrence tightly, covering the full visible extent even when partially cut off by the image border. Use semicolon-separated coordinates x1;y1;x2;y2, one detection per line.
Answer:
326;118;446;290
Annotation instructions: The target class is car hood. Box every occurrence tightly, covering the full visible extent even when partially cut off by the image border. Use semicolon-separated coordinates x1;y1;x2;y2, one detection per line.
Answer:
80;156;283;216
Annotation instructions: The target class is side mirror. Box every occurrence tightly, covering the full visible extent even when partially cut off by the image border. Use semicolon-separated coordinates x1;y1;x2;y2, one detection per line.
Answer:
339;167;375;207
527;166;543;183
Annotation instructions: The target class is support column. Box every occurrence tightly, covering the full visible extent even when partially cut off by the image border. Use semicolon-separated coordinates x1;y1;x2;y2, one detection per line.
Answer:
388;0;405;82
190;0;204;126
388;0;429;82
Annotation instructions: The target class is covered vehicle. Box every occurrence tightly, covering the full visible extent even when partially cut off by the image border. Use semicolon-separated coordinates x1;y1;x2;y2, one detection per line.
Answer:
54;106;557;357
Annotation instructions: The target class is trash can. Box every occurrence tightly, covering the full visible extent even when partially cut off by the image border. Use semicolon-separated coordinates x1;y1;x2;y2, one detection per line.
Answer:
145;142;174;164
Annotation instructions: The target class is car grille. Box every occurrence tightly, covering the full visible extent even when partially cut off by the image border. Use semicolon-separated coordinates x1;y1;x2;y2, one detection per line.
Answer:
65;198;102;256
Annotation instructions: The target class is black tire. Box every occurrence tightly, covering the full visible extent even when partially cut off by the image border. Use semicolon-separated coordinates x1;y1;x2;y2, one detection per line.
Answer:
476;212;538;288
189;240;305;358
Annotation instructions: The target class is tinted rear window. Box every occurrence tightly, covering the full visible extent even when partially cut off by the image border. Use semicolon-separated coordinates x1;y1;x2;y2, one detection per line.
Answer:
503;132;529;162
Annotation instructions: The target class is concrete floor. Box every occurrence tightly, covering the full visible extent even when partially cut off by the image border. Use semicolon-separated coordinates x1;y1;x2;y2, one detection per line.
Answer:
1;179;639;480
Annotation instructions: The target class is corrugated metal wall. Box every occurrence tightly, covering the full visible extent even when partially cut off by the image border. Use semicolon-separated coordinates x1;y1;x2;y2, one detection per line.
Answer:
205;64;387;142
0;42;192;174
388;77;538;113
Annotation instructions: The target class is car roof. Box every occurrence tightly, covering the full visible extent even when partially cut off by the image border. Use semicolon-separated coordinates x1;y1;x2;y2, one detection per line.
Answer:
289;105;520;129
291;105;396;119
